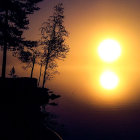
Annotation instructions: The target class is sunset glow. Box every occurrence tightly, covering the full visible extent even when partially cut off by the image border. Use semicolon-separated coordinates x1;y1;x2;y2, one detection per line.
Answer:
100;70;119;90
98;39;121;62
0;1;140;140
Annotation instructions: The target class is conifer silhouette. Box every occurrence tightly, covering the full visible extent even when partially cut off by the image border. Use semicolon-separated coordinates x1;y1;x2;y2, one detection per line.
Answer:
40;3;69;88
0;0;43;78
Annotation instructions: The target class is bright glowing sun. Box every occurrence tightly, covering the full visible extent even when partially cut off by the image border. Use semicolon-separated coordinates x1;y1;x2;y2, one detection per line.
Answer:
98;39;121;62
100;71;119;90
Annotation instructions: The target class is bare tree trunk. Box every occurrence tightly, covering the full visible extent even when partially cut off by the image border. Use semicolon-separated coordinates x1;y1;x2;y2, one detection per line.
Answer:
30;56;35;78
2;10;8;78
42;60;49;88
2;38;7;78
42;19;56;88
37;63;42;87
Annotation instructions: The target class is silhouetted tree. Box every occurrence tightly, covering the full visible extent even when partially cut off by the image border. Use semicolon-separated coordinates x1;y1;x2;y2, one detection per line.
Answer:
30;49;39;78
0;0;43;78
28;48;41;78
8;66;17;78
38;60;43;87
19;47;41;78
38;59;59;87
40;3;69;88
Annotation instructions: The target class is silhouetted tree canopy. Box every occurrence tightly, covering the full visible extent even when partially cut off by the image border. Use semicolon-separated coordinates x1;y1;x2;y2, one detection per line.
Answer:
40;3;69;88
0;0;43;78
20;47;41;78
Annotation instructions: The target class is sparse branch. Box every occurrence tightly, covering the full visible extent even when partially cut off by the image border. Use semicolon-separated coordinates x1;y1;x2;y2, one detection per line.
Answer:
40;3;69;88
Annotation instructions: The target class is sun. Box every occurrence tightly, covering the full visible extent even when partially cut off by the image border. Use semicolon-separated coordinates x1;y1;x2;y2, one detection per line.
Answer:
98;39;121;62
100;70;119;90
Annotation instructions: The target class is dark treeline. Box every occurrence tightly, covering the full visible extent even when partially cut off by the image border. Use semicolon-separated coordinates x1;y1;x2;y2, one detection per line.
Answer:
0;1;69;140
0;0;43;78
0;0;69;88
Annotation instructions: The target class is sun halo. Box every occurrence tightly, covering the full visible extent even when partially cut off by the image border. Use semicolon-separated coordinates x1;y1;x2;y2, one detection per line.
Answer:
98;39;121;62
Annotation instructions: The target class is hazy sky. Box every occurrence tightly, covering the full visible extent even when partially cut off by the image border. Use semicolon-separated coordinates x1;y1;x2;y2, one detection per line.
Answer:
0;0;140;107
1;1;140;139
30;0;140;107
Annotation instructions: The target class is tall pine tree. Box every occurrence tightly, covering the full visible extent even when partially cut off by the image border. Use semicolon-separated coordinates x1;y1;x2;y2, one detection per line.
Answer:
41;3;69;88
0;0;43;78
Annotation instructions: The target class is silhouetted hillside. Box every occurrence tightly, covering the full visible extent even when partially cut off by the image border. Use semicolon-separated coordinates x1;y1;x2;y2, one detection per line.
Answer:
0;77;62;140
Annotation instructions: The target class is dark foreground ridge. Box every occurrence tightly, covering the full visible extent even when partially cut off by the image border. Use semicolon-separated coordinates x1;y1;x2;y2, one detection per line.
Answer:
0;77;62;140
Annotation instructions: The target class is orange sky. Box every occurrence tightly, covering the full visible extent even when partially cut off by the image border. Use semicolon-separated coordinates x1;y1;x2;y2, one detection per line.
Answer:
0;0;140;107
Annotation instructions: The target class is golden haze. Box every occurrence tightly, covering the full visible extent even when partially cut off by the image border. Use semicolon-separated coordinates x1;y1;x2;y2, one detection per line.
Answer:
1;0;140;107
